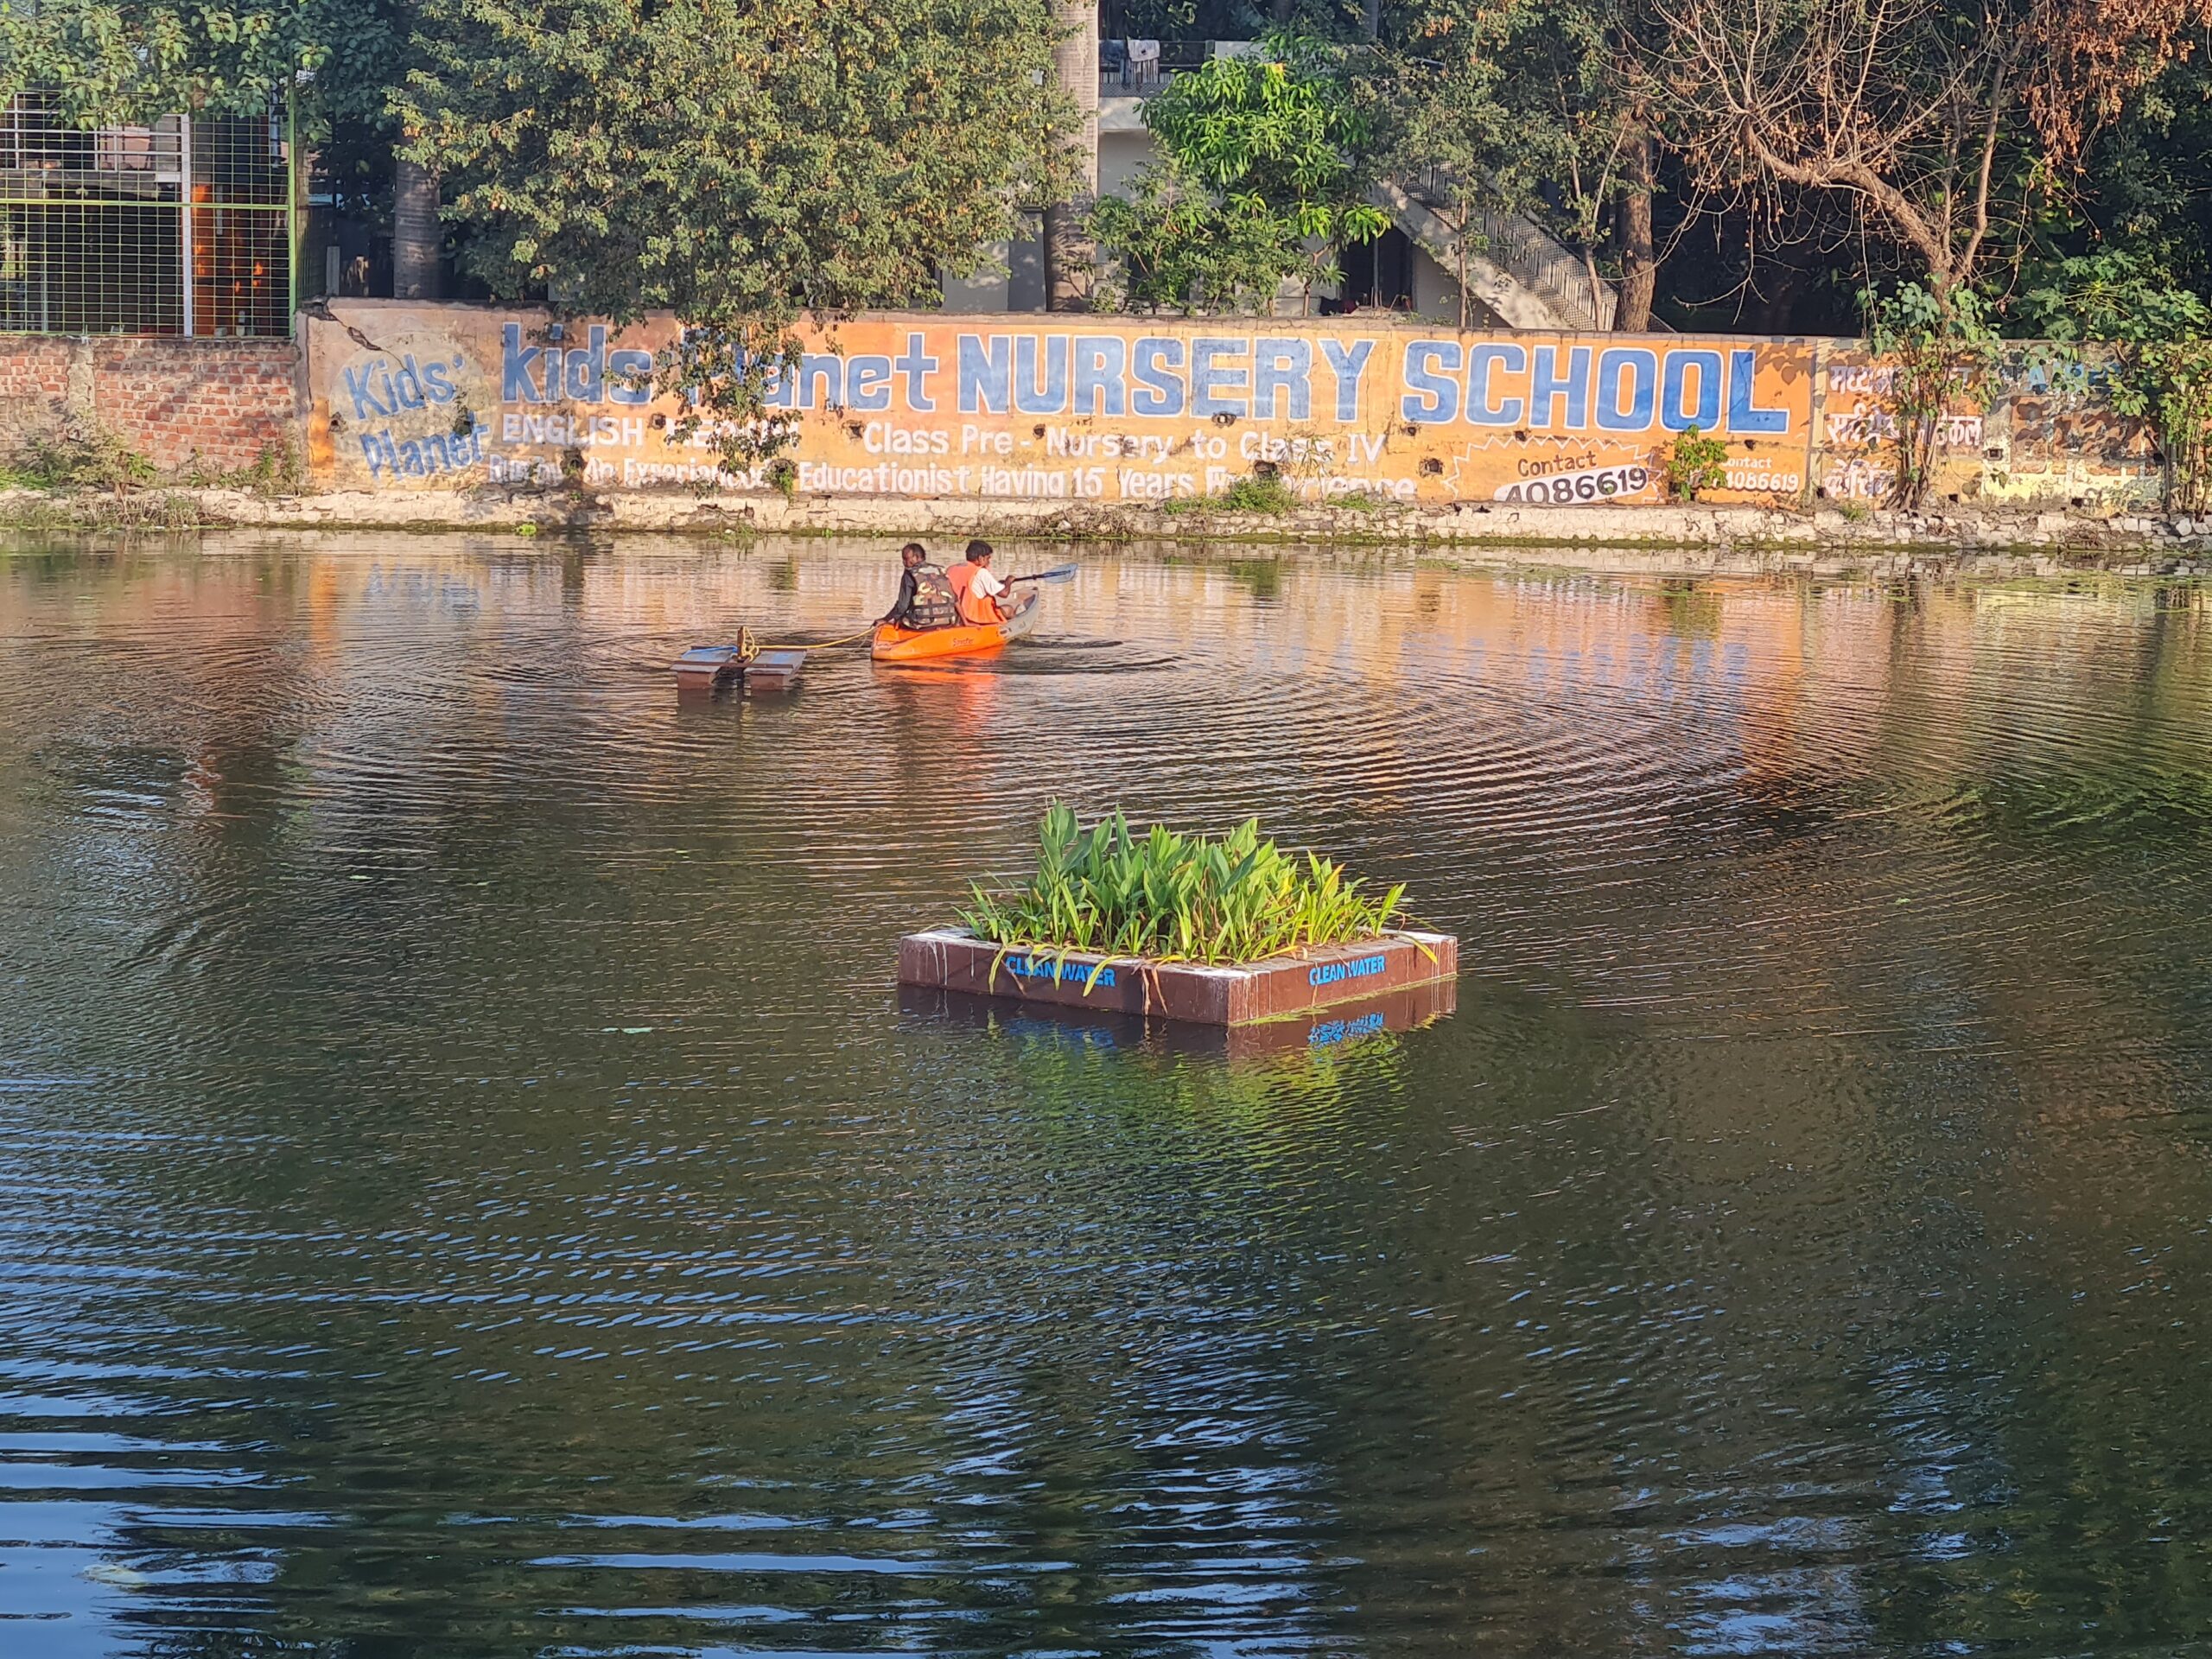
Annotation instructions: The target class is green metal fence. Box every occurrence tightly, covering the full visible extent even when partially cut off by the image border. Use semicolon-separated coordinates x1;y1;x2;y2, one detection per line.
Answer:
1;93;296;337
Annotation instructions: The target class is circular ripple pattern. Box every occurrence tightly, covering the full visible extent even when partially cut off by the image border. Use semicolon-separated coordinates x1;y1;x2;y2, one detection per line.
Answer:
3;537;2212;1657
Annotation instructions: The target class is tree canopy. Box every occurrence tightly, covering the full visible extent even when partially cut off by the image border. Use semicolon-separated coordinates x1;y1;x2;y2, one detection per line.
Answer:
397;0;1072;321
16;0;2212;341
0;0;317;120
1089;29;1385;312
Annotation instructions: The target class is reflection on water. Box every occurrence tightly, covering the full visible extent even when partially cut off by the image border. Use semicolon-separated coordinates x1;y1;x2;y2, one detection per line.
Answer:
3;533;2212;1657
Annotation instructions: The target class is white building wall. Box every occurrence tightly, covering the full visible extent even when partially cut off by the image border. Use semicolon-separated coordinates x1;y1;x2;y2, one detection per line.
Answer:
1097;129;1154;198
941;214;1047;314
1412;246;1471;327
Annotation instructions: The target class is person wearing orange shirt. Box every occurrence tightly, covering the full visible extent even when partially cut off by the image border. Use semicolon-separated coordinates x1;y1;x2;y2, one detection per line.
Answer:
957;541;1011;625
945;539;981;616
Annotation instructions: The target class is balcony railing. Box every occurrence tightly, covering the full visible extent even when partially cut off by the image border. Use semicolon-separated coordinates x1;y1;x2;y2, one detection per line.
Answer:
1096;40;1230;99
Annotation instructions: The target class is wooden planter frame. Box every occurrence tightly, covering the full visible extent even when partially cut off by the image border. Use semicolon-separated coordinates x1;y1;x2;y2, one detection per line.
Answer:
897;928;1459;1028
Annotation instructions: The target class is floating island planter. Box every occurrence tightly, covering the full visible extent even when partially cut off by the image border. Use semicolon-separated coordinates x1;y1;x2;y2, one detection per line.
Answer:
899;807;1459;1029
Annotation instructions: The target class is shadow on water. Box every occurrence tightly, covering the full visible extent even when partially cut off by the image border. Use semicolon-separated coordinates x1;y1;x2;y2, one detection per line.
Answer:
3;533;2212;1656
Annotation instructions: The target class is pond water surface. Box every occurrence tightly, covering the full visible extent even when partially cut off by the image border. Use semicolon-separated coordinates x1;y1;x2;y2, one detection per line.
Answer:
3;535;2212;1658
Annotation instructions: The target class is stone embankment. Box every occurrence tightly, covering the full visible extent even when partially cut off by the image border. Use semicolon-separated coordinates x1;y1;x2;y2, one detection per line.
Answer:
4;484;2211;578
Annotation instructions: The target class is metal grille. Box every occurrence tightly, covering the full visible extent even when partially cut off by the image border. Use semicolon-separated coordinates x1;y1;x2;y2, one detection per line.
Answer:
0;93;295;336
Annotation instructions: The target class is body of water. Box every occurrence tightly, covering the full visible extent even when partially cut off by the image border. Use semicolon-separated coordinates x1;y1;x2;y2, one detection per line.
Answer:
3;535;2210;1657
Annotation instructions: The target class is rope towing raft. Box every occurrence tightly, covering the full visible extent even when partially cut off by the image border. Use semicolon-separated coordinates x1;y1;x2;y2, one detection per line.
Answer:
671;564;1077;696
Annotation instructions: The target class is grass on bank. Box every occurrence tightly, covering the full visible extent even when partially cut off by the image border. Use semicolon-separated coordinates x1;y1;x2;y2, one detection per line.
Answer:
958;804;1409;972
1161;472;1303;516
1157;475;1394;518
0;428;302;499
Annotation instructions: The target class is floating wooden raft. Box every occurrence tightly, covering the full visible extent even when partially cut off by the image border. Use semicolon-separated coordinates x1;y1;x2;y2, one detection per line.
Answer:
672;632;805;696
741;649;806;691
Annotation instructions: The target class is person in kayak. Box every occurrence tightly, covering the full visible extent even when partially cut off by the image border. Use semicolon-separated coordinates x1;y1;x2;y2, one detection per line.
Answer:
880;543;960;631
944;540;982;614
957;540;1012;625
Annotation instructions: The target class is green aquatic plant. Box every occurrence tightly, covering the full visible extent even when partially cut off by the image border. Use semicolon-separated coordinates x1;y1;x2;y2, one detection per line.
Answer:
958;804;1410;976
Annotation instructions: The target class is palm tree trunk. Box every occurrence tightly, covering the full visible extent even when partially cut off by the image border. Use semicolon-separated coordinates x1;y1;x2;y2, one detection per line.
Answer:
1045;1;1099;312
393;156;441;301
1615;125;1656;331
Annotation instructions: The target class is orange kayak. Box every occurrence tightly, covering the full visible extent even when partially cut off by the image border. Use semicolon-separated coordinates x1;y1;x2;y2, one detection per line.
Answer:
872;588;1040;663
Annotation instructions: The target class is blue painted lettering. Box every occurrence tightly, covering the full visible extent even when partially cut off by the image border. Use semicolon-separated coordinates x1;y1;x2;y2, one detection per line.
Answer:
1727;348;1789;434
501;324;550;404
607;348;652;405
1662;348;1724;433
1319;337;1373;423
1308;954;1389;988
1251;338;1312;420
1466;343;1526;426
847;354;893;411
895;333;939;412
563;326;607;403
795;353;843;410
1595;346;1657;431
420;358;457;404
957;334;1009;414
1071;335;1127;416
1004;955;1116;989
1192;337;1249;418
341;361;394;422
1529;345;1591;429
1402;341;1462;423
1131;337;1185;417
1014;335;1069;415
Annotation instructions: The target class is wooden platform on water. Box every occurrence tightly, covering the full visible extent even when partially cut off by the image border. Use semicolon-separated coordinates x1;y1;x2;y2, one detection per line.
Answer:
672;645;805;695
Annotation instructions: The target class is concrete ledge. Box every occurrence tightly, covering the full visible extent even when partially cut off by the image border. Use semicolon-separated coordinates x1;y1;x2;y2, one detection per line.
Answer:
7;484;2212;568
897;928;1459;1027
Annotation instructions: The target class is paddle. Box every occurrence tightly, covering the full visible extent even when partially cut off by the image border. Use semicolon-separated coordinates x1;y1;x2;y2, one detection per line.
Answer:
1005;563;1078;586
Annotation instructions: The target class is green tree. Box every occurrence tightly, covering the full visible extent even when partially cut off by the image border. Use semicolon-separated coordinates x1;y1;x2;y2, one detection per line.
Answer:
395;0;1075;458
1137;29;1387;309
0;0;315;119
1361;0;1656;329
1;0;440;299
1087;158;1307;312
1648;0;2212;305
2079;60;2212;296
2012;249;2212;512
1864;282;2000;507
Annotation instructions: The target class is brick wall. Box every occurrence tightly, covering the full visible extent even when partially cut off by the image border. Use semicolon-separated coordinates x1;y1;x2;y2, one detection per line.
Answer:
0;338;79;457
0;334;300;476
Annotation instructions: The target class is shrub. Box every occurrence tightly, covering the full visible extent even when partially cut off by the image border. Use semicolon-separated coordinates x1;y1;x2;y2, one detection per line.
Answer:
1862;282;1999;508
2015;251;2212;513
1086;160;1306;315
3;428;156;494
958;804;1410;972
1217;473;1300;513
1663;425;1731;500
244;441;304;495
